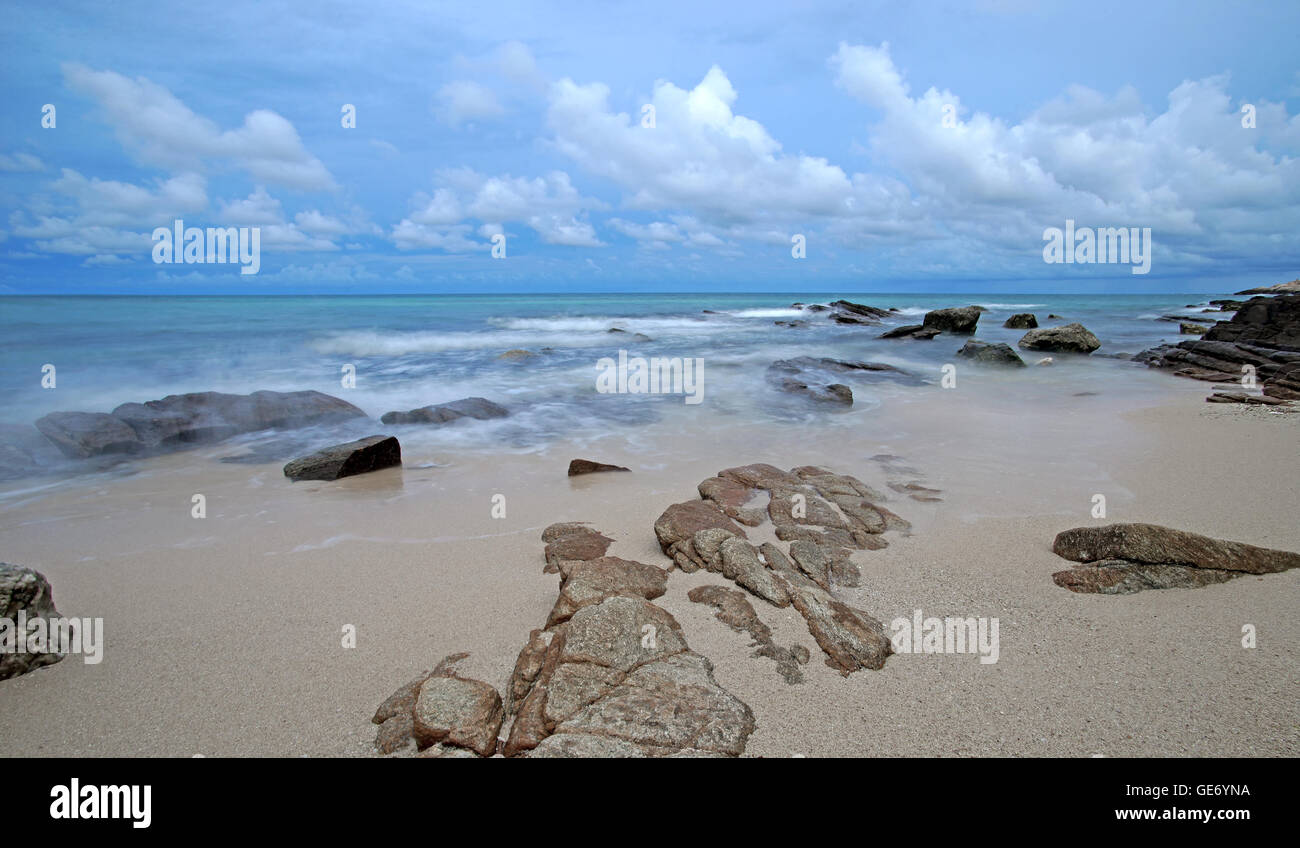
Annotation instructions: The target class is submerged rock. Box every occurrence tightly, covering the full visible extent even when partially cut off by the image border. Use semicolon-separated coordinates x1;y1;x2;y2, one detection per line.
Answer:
380;397;507;426
36;390;366;460
282;435;401;481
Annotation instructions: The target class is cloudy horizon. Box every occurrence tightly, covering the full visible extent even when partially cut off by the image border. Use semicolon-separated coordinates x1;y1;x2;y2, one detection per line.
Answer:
3;0;1298;294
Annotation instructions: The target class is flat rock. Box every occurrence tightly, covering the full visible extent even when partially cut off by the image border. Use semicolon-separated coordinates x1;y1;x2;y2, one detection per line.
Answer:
1052;560;1243;594
546;557;668;626
1052;523;1300;575
283;435;401;481
34;412;142;459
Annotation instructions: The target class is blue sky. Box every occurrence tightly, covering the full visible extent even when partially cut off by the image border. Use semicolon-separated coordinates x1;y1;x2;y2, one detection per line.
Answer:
2;0;1298;294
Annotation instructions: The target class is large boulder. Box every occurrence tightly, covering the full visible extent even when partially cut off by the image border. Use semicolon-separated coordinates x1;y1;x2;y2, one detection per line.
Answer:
380;397;508;426
1003;313;1038;329
955;340;1026;367
922;306;981;334
1018;323;1101;354
0;564;65;680
282;435;401;481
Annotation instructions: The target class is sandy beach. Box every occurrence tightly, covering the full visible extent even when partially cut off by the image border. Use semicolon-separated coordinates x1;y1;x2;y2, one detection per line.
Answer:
2;371;1295;758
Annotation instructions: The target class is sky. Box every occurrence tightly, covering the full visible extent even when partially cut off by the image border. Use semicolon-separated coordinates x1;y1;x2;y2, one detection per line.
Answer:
2;0;1299;295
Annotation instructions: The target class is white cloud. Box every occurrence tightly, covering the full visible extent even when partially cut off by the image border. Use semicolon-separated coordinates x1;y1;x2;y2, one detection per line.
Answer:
0;152;44;172
63;64;335;190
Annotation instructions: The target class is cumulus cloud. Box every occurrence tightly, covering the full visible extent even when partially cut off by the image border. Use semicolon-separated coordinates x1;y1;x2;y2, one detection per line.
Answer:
63;64;335;190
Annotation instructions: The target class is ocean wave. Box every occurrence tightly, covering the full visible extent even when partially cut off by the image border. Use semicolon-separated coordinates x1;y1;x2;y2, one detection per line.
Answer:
490;315;712;332
723;308;805;318
974;303;1045;310
309;329;615;355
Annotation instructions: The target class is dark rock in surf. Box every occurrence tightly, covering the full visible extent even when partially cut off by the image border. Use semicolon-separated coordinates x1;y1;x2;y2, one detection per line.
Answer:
381;397;508;426
283;435;401;481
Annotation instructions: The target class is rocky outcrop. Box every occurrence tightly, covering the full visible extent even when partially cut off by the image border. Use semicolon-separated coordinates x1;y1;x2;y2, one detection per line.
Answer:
922;306;981;334
282;435;401;481
828;300;892;324
0;564;65;680
380;397;507;426
1003;313;1037;329
568;459;631;476
1181;323;1208;335
1049;523;1300;595
1018;323;1102;354
1235;279;1300;295
955;340;1026;367
36;390;366;459
654;464;901;675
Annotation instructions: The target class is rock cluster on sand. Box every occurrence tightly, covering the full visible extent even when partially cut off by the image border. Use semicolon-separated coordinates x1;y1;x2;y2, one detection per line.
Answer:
1017;322;1102;353
380;397;507;426
688;585;810;684
282;435;401;481
374;521;757;758
568;458;631;476
955;340;1026;367
922;306;981;334
1048;522;1300;594
656;463;903;674
1137;293;1300;400
0;564;64;680
1003;313;1038;329
35;390;365;459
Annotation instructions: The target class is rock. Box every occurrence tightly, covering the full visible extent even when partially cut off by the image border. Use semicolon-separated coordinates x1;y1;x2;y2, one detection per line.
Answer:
412;675;503;756
922;306;981;334
380;397;507;426
1206;391;1290;406
1035;357;1054;366
1180;323;1208;335
1053;561;1243;594
698;476;764;526
37;390;366;459
1209;299;1246;310
283;435;401;481
1203;293;1300;348
829;300;892;321
1264;362;1300;400
1018;322;1102;354
1003;313;1038;329
1234;278;1300;295
774;320;809;328
687;585;808;684
1052;523;1300;575
777;379;853;405
568;458;631;476
498;349;538;361
879;324;942;340
541;524;614;575
1048;314;1064;319
0;564;65;680
784;578;892;674
34;412;142;459
653;500;747;573
955;340;1026;367
718;537;790;607
546;557;668;626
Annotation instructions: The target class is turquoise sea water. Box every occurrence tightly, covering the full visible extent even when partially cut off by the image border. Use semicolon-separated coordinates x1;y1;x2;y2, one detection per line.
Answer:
0;291;1234;465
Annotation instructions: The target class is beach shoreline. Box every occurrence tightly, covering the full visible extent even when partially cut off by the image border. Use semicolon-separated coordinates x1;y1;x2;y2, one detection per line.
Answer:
2;373;1295;757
